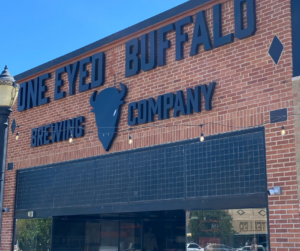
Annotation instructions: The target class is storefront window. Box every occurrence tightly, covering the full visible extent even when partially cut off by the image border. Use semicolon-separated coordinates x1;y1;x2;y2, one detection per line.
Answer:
14;209;267;251
52;218;85;250
52;218;119;251
50;211;185;251
99;220;119;251
142;217;185;251
120;220;141;251
85;221;101;251
14;218;52;251
186;209;268;251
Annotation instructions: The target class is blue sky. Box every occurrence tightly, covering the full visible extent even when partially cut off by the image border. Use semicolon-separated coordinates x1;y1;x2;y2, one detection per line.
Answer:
1;0;188;77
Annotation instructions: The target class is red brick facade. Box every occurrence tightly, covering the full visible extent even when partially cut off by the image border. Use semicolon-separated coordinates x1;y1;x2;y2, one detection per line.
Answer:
2;0;299;250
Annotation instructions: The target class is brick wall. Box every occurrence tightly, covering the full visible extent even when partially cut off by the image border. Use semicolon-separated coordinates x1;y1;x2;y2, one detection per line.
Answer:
2;0;299;250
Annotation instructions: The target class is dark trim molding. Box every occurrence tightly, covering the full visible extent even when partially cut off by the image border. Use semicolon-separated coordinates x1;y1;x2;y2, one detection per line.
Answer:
15;193;268;219
14;0;211;81
17;126;264;173
292;0;300;77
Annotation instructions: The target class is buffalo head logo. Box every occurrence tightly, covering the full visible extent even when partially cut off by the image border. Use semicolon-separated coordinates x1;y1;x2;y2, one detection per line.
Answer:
90;83;127;151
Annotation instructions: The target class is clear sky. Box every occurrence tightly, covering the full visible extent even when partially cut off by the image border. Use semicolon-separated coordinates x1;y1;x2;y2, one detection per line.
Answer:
1;0;188;77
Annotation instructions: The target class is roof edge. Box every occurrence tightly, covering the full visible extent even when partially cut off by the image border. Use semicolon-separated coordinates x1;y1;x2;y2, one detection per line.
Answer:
14;0;211;81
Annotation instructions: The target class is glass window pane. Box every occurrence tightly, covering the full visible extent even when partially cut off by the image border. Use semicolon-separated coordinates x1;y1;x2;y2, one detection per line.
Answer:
120;220;141;251
53;218;119;251
14;218;52;251
52;218;85;250
143;218;185;251
186;209;268;251
99;220;119;251
85;221;101;251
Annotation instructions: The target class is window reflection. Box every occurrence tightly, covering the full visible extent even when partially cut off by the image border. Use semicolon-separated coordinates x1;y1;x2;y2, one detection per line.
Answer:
143;219;185;251
186;209;268;251
52;219;85;250
85;221;100;251
13;210;266;251
52;219;119;251
99;220;119;251
120;220;141;251
14;218;52;251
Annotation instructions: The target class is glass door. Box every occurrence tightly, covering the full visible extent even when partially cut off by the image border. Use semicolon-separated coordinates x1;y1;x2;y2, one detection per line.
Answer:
120;220;142;251
142;219;185;251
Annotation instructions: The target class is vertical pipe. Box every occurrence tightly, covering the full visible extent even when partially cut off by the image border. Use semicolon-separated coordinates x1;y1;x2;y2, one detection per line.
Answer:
141;219;144;251
0;107;11;247
118;218;121;251
50;217;54;251
185;210;187;251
